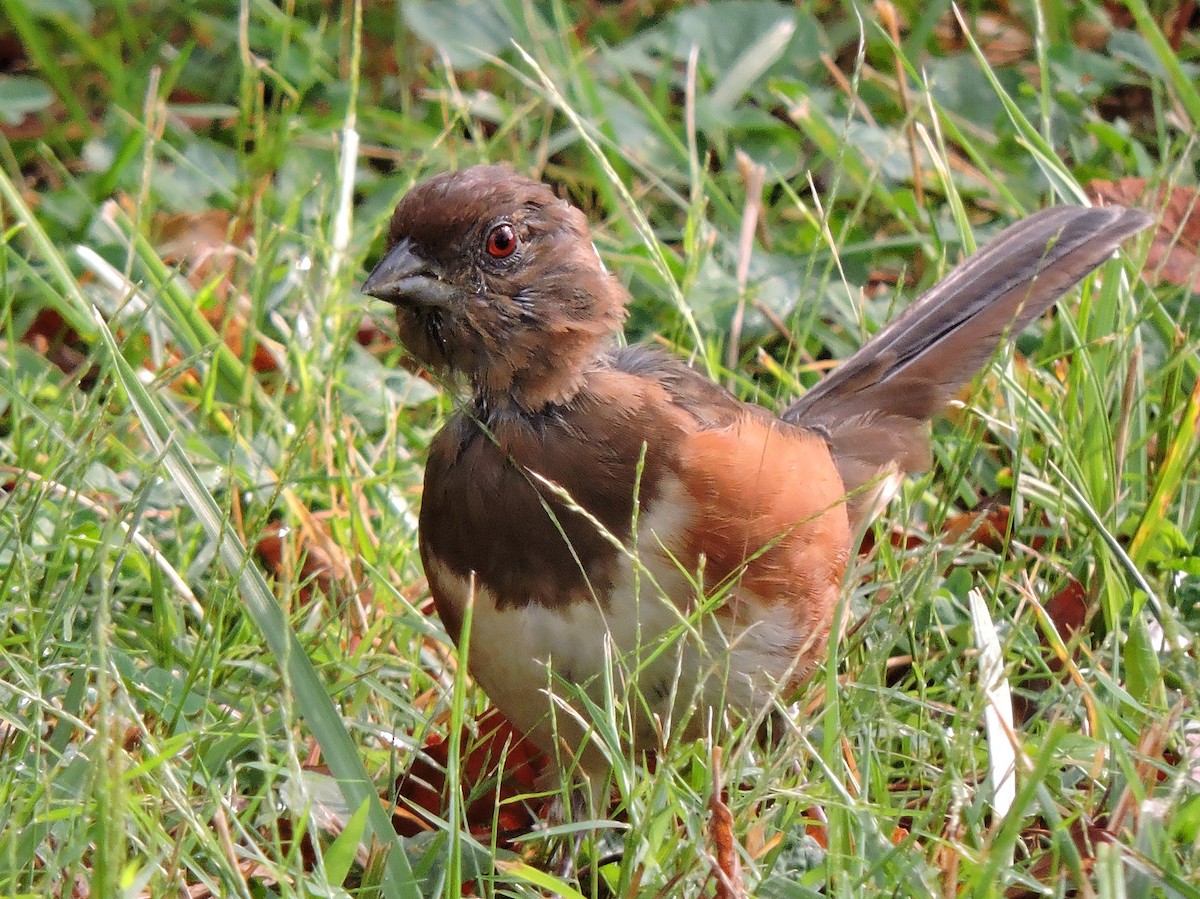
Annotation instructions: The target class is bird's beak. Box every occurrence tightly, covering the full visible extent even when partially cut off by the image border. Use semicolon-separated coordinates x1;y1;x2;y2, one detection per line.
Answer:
362;238;458;308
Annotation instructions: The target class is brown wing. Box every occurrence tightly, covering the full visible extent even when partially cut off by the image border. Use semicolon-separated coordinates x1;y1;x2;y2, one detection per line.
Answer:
672;413;850;673
601;352;852;668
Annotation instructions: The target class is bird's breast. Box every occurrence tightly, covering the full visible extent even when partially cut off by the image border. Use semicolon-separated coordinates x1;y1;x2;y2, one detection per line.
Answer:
414;382;852;764
417;402;673;641
421;470;812;764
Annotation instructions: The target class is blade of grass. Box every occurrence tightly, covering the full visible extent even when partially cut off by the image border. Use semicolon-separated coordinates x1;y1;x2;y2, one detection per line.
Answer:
1129;376;1200;568
1122;0;1200;127
92;308;419;897
0;0;92;127
951;5;1083;203
78;222;253;409
0;168;98;339
968;589;1017;838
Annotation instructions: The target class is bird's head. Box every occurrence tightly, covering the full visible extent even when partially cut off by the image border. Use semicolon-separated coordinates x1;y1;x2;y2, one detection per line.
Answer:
363;165;628;411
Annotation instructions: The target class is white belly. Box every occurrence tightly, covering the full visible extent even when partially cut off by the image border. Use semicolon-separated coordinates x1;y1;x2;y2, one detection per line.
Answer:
425;477;818;774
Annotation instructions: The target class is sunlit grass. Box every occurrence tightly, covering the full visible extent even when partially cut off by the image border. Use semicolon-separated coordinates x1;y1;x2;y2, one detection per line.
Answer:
0;1;1196;896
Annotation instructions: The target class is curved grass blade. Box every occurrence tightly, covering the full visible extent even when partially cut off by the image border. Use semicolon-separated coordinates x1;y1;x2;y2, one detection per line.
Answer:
92;308;419;897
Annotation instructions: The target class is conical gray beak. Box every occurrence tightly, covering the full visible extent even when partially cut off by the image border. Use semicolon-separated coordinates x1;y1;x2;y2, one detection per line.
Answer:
362;239;457;307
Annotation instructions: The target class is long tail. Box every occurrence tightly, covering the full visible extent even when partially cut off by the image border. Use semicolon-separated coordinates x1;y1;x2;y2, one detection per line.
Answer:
783;205;1151;524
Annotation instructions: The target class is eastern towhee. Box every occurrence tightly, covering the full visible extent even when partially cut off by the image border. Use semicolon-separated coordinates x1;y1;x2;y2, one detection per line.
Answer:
362;165;1149;791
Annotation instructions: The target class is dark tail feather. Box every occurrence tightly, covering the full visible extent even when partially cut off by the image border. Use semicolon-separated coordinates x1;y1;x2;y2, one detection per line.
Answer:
783;205;1151;523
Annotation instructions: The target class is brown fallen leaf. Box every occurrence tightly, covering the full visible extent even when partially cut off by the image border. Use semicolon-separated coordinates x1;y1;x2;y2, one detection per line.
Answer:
943;500;1045;555
933;8;1034;65
151;207;286;374
1012;578;1091;724
20;308;94;383
1042;579;1089;648
255;521;339;607
1004;816;1115;898
394;708;549;843
1090;178;1200;291
153;208;246;288
1167;1;1197;51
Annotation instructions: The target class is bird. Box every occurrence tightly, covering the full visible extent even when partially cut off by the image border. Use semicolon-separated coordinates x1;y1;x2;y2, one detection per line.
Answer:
362;164;1150;794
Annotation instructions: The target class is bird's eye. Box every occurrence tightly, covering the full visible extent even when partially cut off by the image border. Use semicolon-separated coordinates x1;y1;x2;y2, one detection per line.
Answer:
485;223;518;259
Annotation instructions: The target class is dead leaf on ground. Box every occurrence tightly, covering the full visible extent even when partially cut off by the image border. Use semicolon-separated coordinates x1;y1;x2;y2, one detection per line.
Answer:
1013;578;1091;723
934;9;1033;65
1004;816;1115;898
943;500;1053;555
1166;1;1198;50
1090;178;1200;292
150;207;287;374
394;708;549;843
256;521;340;607
153;208;245;285
20;308;94;382
857;523;927;559
1042;579;1089;646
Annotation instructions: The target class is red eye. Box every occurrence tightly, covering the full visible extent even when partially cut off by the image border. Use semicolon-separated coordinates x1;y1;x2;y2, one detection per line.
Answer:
485;223;517;259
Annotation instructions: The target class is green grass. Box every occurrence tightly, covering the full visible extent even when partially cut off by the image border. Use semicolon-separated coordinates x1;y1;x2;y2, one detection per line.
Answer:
1;0;1198;896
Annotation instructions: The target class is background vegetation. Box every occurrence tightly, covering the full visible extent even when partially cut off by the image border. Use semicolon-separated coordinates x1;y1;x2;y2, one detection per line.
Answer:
0;0;1197;896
